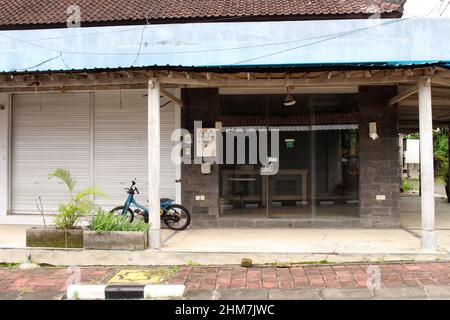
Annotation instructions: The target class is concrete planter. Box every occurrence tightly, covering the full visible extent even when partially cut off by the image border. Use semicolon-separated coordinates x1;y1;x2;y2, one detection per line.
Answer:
84;231;148;250
26;227;84;248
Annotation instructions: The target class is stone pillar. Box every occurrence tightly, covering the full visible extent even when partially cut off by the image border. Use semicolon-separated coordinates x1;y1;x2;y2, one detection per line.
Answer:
181;88;220;227
0;93;9;217
148;79;161;248
418;79;436;251
358;86;400;227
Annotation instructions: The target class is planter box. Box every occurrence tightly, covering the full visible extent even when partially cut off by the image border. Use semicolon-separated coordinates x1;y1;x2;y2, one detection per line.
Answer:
26;227;83;248
83;231;148;250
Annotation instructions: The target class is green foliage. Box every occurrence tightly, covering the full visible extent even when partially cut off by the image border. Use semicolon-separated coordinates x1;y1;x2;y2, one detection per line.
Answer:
48;168;108;229
434;129;449;159
90;209;149;232
402;180;414;192
406;129;448;159
438;159;449;186
48;168;76;193
53;203;79;230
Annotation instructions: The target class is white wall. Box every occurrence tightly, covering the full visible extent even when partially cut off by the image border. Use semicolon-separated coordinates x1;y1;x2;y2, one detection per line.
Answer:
405;139;420;164
0;93;9;216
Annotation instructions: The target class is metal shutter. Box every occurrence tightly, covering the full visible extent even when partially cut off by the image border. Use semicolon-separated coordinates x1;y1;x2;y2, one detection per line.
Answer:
11;90;177;214
11;92;91;214
93;89;176;210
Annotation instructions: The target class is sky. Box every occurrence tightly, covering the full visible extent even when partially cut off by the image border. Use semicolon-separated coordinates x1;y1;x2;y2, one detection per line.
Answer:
403;0;450;17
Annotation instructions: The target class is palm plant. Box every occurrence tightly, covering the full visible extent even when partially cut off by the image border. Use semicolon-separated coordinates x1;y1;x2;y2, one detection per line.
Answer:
48;168;108;229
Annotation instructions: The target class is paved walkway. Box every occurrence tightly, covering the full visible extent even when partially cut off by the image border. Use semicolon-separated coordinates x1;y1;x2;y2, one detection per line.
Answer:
173;262;450;290
1;261;450;299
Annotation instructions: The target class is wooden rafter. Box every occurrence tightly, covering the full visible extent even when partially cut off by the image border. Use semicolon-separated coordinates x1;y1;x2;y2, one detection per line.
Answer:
389;85;418;105
0;67;448;92
160;87;183;107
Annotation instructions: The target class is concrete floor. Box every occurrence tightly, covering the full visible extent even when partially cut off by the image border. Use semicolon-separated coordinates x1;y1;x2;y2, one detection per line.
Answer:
1;194;449;262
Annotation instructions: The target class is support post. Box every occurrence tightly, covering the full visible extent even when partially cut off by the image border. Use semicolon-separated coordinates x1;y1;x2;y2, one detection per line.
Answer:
148;79;162;249
418;78;436;251
0;93;10;217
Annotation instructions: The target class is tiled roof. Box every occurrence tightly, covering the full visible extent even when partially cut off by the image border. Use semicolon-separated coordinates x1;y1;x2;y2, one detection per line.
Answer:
219;113;358;126
0;0;405;28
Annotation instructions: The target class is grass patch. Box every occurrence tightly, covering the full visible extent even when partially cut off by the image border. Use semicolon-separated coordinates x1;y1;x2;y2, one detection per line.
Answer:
186;260;202;266
90;209;149;232
402;179;415;192
0;262;21;268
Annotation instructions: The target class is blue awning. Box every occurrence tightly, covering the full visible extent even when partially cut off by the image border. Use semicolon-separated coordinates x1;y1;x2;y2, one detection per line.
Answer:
0;18;449;73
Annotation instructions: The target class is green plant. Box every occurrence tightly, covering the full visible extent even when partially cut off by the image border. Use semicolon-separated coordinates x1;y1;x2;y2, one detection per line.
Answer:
437;157;449;186
186;260;201;266
49;168;108;229
90;209;149;232
402;179;414;192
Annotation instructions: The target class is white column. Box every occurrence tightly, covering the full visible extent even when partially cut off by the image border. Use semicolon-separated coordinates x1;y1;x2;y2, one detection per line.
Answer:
174;88;182;204
418;78;436;251
0;93;10;217
148;79;162;249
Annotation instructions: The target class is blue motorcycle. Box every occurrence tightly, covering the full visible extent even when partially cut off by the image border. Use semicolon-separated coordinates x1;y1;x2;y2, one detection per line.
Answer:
110;180;191;230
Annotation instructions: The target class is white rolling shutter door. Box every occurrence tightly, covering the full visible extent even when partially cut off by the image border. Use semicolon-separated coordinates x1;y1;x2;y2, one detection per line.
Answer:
160;93;177;199
11;90;177;214
93;90;176;210
11;92;91;214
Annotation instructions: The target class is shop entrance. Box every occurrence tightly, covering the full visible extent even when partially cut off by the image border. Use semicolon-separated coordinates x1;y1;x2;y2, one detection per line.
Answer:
218;92;360;220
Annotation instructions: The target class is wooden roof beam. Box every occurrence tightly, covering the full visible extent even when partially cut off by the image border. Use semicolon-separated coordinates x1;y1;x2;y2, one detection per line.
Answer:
390;85;418;105
160;87;183;107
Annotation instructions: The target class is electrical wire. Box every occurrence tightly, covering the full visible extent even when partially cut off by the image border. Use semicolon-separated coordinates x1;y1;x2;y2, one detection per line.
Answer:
440;0;450;16
130;24;147;66
0;17;414;71
230;18;408;65
0;18;410;58
19;52;62;71
0;12;296;46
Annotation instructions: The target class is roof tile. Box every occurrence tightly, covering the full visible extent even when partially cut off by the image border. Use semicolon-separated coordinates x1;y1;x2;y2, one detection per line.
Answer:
0;0;405;27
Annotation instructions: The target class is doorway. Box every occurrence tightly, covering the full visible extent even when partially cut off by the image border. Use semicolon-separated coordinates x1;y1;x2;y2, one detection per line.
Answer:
218;92;360;221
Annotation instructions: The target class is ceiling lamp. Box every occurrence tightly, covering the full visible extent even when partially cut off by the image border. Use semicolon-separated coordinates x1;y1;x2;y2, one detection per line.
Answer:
283;87;296;107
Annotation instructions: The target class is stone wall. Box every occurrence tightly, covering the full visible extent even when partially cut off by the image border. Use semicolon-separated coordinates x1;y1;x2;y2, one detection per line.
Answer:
181;88;220;227
358;86;401;228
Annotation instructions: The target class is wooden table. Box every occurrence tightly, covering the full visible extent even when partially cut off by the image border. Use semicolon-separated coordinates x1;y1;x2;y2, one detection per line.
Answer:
221;168;308;204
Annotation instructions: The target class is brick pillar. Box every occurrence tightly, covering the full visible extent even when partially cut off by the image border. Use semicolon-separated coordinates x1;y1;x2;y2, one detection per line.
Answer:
181;88;220;227
358;86;400;228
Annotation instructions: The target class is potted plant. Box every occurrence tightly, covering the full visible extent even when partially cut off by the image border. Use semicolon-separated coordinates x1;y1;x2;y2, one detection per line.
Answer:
26;168;107;248
84;209;150;250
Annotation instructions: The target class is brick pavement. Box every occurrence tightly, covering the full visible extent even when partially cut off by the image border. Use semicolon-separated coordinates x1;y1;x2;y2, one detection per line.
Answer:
0;267;112;293
168;262;450;291
1;262;450;296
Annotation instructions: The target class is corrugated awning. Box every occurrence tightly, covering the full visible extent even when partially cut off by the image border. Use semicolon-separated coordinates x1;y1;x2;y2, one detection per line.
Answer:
0;18;449;73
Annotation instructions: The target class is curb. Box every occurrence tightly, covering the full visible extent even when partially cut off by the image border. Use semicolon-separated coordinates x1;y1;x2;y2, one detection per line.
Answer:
185;285;450;300
67;284;186;300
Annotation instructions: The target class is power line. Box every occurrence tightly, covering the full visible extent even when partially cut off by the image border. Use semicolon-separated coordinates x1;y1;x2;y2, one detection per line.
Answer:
0;14;282;46
230;18;408;66
440;0;450;16
130;24;147;66
0;18;410;58
2;18;409;71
